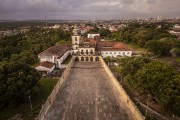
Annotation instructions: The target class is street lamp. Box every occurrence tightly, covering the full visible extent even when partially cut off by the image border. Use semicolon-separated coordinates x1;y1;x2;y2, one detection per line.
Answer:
29;95;33;110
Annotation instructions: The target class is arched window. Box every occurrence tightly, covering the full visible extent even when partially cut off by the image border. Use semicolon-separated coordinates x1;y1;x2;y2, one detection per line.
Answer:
75;37;77;41
86;50;88;54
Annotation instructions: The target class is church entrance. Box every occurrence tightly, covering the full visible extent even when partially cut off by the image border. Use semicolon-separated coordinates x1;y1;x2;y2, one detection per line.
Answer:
86;57;89;61
81;57;84;61
75;57;79;61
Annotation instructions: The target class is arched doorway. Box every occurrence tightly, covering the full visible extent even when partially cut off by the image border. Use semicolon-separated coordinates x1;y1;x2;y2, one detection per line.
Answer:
75;57;79;61
86;57;89;61
81;57;84;61
90;57;93;61
95;57;99;61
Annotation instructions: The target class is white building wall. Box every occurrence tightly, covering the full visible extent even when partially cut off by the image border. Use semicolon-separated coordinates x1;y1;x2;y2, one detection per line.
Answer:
38;55;54;63
101;51;132;58
57;50;71;68
38;51;71;69
87;34;100;38
79;48;95;55
35;66;55;74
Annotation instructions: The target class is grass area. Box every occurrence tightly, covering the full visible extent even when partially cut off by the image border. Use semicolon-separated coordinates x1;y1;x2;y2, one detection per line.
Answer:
0;78;58;120
124;43;148;57
126;43;147;52
154;56;174;65
175;57;180;62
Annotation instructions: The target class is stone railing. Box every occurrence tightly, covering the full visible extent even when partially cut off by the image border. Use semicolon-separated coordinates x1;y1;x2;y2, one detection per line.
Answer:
99;56;145;120
36;57;75;120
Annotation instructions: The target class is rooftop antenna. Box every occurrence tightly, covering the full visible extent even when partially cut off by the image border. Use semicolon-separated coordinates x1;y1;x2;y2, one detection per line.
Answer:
45;16;47;27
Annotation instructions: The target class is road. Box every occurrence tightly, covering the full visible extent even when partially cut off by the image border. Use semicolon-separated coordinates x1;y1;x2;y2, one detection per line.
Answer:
45;62;133;120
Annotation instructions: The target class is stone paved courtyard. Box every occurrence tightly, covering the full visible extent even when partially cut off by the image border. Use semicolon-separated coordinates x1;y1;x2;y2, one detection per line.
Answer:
45;62;133;120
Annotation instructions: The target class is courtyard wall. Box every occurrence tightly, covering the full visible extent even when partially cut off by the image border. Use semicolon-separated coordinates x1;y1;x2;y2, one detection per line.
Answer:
36;57;75;120
100;56;145;120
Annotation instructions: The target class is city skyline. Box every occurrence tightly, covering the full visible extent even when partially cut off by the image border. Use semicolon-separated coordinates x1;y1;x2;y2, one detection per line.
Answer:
0;0;180;20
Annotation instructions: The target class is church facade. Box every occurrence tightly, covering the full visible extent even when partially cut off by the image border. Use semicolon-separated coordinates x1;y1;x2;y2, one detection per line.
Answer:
71;28;132;62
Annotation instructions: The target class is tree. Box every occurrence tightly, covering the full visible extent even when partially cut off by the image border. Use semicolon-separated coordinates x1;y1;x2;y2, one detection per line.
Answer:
0;62;41;105
134;61;176;95
119;57;151;88
158;74;180;114
120;57;151;76
98;28;111;38
145;41;172;56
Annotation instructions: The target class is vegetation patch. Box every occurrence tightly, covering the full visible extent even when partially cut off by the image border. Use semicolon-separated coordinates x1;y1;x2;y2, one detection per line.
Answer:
0;78;58;120
175;57;180;62
110;57;180;117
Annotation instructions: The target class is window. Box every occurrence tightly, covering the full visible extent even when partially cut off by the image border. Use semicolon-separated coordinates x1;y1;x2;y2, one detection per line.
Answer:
90;50;93;54
110;52;112;54
86;50;88;54
106;52;108;54
114;52;116;54
81;50;84;54
75;37;77;41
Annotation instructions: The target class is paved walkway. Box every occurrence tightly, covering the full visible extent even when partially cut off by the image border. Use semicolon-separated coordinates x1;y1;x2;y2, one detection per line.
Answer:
45;62;133;120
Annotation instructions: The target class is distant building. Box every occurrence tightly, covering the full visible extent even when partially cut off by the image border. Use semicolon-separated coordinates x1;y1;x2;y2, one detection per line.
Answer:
169;29;180;36
50;24;61;29
20;29;30;34
174;24;180;29
87;33;100;39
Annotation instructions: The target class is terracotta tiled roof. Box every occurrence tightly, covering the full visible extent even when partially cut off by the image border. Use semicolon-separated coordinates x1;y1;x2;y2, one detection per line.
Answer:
99;42;130;51
113;43;126;49
39;44;70;57
36;61;55;69
99;41;120;47
89;39;97;46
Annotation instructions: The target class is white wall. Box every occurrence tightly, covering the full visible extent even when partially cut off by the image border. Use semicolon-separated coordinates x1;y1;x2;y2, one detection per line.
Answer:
79;48;95;55
35;65;55;74
87;34;100;38
57;50;70;68
101;51;132;58
38;55;55;63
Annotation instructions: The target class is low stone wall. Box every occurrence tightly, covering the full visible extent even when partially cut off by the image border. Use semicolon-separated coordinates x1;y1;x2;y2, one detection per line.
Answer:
36;57;75;120
99;57;145;120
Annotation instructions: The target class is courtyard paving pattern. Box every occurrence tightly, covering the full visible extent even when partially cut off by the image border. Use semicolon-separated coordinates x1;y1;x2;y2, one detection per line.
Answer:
45;62;133;120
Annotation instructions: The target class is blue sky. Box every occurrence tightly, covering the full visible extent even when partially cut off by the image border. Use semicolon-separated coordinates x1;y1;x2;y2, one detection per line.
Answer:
0;0;179;20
